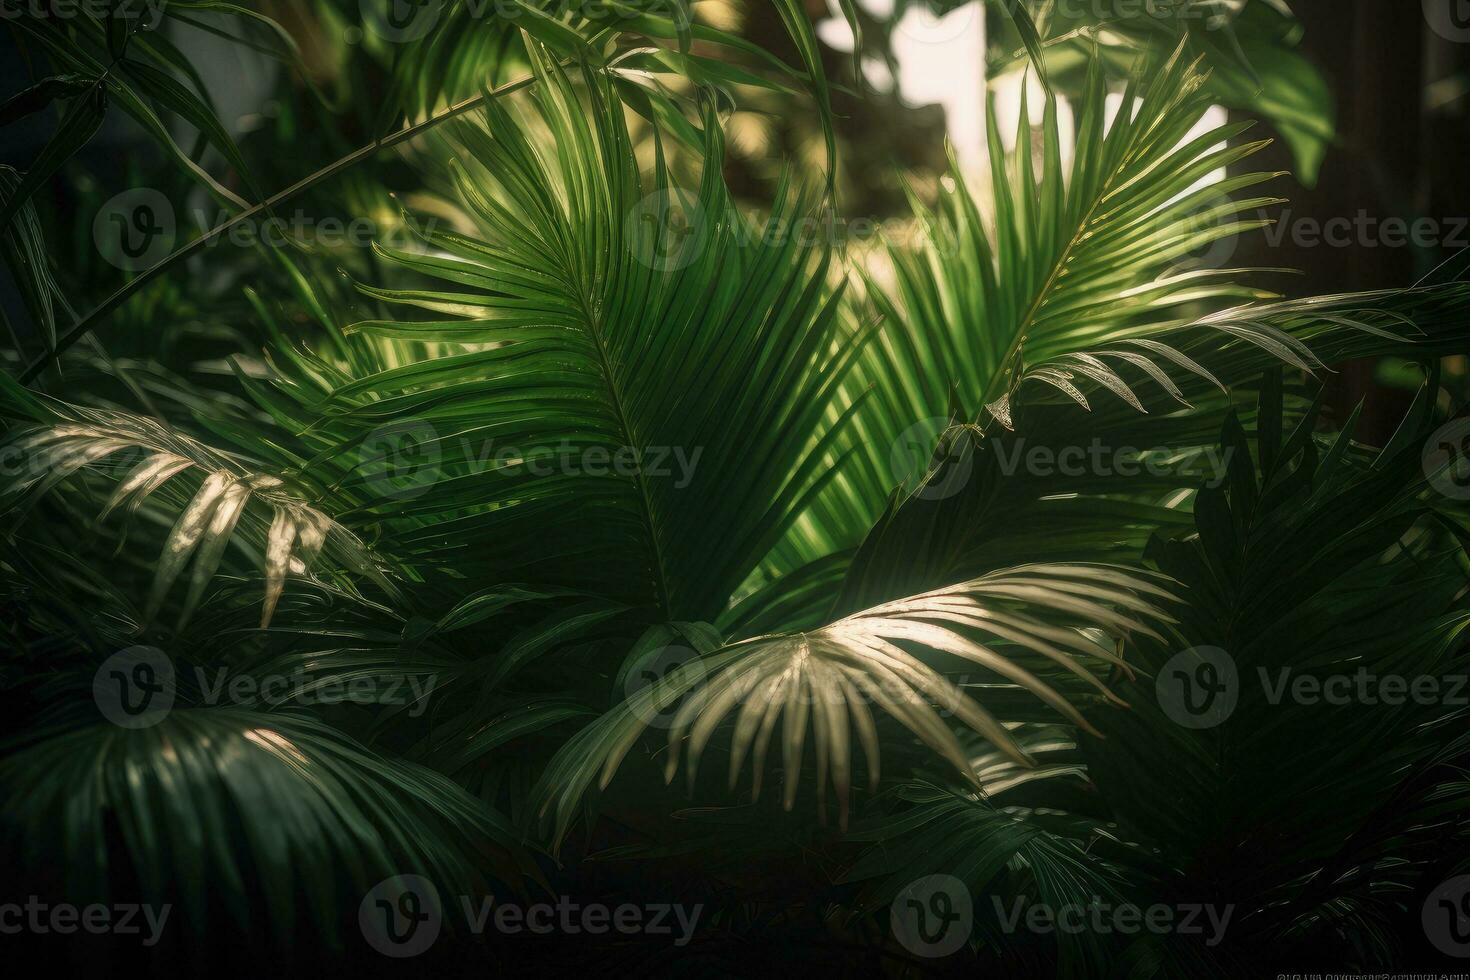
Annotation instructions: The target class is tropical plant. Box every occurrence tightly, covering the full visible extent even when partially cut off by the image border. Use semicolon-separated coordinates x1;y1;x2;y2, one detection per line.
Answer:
1;1;1467;976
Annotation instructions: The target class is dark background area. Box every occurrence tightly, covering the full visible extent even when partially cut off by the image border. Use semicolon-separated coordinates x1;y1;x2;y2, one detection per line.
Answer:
1233;1;1470;441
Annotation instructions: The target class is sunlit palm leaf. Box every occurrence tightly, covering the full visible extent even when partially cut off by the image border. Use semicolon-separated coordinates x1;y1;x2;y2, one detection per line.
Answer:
246;47;863;626
1;403;389;629
534;562;1173;843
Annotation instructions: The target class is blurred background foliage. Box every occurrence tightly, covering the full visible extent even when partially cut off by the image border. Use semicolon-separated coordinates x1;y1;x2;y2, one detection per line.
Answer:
4;1;1468;419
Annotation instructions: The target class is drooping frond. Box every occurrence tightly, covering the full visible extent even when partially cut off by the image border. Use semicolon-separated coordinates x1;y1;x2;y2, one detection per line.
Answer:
534;563;1174;843
0;404;389;629
1012;287;1470;417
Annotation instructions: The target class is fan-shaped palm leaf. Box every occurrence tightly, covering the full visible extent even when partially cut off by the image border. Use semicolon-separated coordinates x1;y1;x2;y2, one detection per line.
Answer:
534;562;1173;843
1;400;389;629
241;47;865;628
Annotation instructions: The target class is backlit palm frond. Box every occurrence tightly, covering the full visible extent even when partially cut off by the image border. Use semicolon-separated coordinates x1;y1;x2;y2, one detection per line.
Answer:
987;0;1334;183
773;41;1279;568
1015;286;1470;417
0;401;389;629
242;47;863;626
777;36;1470;593
534;563;1173;844
917;49;1267;417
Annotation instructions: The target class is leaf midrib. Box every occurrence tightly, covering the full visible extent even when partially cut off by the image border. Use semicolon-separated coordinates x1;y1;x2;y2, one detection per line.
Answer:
980;118;1164;412
571;284;675;618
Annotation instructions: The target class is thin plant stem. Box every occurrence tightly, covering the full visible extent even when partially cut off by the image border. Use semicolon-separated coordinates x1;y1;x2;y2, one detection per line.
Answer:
19;68;546;384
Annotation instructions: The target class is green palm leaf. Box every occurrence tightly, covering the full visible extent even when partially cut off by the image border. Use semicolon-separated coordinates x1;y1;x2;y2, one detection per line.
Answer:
246;48;864;627
533;562;1174;845
0;707;529;959
0;399;390;629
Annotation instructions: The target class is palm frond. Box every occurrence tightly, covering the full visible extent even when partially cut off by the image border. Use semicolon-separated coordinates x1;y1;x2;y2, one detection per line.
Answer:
0;707;530;960
770;41;1278;570
244;47;862;626
534;562;1173;843
1;402;389;629
1084;374;1470;962
1016;287;1470;417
